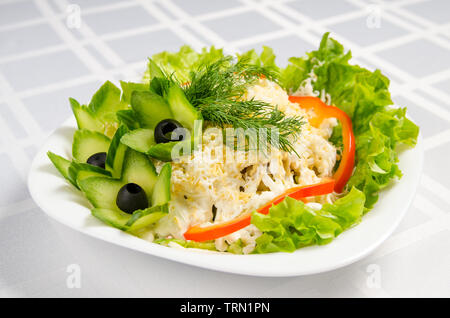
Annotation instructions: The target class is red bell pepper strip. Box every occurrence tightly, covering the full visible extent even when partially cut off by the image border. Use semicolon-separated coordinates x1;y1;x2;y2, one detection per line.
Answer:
184;178;335;242
288;96;355;193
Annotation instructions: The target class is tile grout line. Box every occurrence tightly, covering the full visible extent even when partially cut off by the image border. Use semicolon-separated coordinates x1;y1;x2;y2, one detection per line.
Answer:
0;0;139;32
33;0;105;74
413;194;448;219
159;0;241;54
423;129;450;151
52;0;130;75
135;0;206;51
421;174;450;206
362;215;450;264
0;100;33;182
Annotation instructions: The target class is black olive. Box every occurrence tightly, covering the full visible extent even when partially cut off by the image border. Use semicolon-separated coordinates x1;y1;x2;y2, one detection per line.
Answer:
212;205;217;222
154;119;187;144
116;183;148;214
86;152;107;169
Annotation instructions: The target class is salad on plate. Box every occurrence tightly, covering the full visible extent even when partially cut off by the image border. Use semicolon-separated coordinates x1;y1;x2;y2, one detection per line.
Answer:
47;33;419;254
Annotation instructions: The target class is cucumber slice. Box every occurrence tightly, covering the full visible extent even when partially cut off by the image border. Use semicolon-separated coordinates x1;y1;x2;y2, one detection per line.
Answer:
148;139;193;162
88;81;129;120
72;129;111;163
91;208;131;231
152;163;172;206
80;150;158;211
147;119;202;161
71;81;129;136
121;128;155;153
70;98;102;132
116;109;140;130
129;212;166;231
126;204;168;230
120;81;149;104
130;91;173;129
91;207;167;232
68;162;111;188
166;84;202;130
47;151;78;188
121;148;158;204
79;177;123;211
149;77;171;97
106;125;128;178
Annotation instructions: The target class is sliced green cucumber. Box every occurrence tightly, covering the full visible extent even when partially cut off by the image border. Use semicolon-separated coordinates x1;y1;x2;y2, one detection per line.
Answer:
126;204;168;230
120;81;149;104
70;98;102;132
88;81;129;120
121;148;158;204
152;163;172;206
148;139;193;162
79;177;123;211
68;162;112;188
91;207;167;232
72;129;111;163
129;211;167;231
71;82;129;135
91;208;131;231
149;77;171;97
116;109;140;130
105;125;128;178
47;151;78;188
130;91;173;129
121;128;155;153
166;84;202;130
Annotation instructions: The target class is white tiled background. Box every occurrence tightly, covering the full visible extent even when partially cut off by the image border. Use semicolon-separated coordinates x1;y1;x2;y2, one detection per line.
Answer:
0;0;449;297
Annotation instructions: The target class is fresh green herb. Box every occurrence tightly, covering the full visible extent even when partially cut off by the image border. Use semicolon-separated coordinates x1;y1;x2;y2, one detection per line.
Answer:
198;99;304;154
179;57;304;153
183;56;278;101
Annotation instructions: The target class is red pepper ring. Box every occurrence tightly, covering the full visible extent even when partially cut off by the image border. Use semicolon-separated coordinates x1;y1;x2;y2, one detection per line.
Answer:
288;96;355;193
183;178;335;242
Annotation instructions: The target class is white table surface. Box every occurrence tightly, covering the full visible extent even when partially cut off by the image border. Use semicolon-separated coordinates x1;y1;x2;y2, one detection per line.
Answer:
0;0;449;298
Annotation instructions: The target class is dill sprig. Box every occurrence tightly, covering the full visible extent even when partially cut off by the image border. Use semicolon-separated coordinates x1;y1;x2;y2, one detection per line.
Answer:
182;57;304;154
198;99;304;154
184;56;278;104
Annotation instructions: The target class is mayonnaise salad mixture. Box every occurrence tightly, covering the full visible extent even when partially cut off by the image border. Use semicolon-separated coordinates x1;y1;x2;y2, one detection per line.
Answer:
149;78;338;253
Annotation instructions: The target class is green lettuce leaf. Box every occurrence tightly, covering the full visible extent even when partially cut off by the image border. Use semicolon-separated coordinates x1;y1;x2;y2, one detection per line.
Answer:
237;46;278;69
251;187;365;253
145;45;225;83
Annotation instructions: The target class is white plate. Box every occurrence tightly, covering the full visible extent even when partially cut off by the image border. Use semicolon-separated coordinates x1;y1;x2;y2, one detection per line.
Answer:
28;117;423;277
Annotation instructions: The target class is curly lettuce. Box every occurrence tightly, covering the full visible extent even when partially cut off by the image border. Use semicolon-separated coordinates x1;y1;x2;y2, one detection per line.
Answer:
144;45;224;83
251;188;365;253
